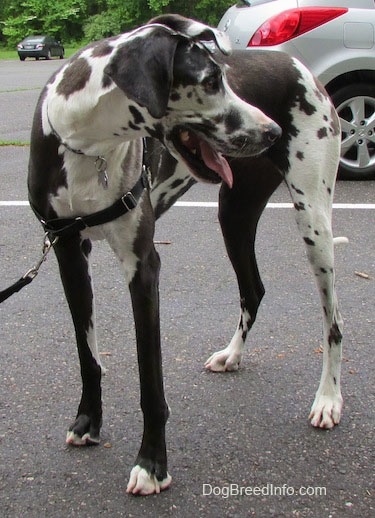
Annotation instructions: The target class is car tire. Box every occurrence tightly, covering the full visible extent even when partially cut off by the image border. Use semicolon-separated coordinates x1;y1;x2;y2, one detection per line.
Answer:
19;56;25;61
60;52;64;59
331;83;375;180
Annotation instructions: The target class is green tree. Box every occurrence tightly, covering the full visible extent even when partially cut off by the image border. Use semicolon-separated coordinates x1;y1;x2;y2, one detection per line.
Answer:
83;0;149;41
82;0;233;42
147;0;234;26
1;0;234;47
2;0;87;46
0;0;13;43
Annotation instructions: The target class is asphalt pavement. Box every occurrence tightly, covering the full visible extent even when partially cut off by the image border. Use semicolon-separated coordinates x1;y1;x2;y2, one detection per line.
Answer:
0;59;374;518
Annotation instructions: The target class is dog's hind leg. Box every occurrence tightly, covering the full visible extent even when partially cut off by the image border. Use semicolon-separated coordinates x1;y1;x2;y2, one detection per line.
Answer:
205;158;282;372
53;236;103;445
284;134;343;429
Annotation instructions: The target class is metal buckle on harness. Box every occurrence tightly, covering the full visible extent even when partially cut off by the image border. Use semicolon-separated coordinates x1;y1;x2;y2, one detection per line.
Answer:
75;216;88;230
121;192;137;211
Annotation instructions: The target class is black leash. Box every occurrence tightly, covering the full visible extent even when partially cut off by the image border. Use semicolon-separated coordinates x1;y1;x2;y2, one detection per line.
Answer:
1;139;151;303
0;234;56;303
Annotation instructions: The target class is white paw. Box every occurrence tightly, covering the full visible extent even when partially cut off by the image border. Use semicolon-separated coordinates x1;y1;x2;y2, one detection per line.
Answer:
205;348;241;372
126;466;172;495
309;394;343;429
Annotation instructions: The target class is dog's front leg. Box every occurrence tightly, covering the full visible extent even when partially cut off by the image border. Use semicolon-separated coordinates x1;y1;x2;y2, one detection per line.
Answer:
53;236;103;445
125;243;171;495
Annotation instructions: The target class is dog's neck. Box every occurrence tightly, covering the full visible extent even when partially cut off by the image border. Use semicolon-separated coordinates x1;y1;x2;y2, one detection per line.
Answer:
44;94;155;158
42;51;157;158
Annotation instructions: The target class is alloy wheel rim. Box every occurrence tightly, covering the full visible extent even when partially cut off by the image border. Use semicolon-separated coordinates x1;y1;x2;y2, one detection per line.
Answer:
337;95;375;171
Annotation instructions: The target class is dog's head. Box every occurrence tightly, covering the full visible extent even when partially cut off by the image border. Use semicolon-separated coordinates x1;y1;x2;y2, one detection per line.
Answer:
104;14;281;187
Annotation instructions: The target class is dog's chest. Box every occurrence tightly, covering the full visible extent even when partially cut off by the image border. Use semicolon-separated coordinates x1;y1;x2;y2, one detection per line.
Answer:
51;141;142;223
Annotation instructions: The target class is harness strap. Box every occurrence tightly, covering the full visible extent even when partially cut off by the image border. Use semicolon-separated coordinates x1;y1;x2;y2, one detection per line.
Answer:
1;169;148;303
30;170;149;238
1;131;151;303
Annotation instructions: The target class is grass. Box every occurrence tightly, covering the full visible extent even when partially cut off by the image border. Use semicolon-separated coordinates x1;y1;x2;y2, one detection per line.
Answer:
0;140;30;146
0;46;80;60
0;48;16;59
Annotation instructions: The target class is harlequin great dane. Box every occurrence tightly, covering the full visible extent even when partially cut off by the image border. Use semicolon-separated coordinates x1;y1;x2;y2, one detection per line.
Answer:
28;15;281;495
150;43;344;430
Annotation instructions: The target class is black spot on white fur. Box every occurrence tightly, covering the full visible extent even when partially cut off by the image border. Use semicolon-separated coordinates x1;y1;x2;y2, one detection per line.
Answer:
317;127;328;139
56;58;92;99
91;42;114;58
291;183;305;195
296;151;304;160
328;321;342;347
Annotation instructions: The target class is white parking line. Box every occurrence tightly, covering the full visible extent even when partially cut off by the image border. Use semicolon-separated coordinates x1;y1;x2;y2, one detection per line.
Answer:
0;201;374;209
174;202;375;209
0;201;30;206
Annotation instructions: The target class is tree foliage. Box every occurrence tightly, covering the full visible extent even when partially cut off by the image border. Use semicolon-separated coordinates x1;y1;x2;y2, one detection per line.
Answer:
1;0;88;46
0;0;234;47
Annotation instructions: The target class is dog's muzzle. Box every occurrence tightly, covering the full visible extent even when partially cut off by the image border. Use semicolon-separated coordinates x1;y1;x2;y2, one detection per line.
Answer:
169;121;282;188
232;122;282;155
264;122;282;145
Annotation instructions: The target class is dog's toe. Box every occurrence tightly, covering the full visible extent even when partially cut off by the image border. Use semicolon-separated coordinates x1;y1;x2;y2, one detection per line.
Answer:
66;414;101;445
126;466;172;495
66;430;100;446
309;394;343;429
205;348;241;372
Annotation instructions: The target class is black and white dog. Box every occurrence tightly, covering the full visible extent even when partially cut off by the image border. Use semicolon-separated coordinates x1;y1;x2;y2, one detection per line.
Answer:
28;15;280;495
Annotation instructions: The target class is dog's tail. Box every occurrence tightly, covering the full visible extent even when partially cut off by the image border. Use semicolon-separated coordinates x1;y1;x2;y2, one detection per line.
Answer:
333;236;349;245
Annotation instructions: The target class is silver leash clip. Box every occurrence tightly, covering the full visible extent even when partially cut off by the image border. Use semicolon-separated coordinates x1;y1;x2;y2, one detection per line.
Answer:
23;233;58;280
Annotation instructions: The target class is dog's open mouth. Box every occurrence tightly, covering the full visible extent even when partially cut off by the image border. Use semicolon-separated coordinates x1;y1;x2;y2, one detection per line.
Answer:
171;128;233;188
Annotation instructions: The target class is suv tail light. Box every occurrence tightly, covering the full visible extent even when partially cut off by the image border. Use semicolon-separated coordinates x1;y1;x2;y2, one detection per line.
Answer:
248;7;348;46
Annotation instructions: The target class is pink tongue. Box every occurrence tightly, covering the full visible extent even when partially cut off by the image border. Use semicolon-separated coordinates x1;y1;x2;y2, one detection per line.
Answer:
199;140;233;188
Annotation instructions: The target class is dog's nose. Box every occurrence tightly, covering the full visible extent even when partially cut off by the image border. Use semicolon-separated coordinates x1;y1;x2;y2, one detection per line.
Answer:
265;123;282;144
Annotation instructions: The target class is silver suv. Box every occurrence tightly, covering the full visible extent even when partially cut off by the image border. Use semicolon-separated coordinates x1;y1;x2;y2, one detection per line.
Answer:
219;0;375;180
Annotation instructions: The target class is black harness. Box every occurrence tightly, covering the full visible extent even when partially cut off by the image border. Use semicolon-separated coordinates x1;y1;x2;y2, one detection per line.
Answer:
35;114;151;239
29;169;149;239
1;138;151;303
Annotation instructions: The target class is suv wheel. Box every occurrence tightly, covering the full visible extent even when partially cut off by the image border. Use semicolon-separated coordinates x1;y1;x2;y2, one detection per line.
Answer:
332;84;375;180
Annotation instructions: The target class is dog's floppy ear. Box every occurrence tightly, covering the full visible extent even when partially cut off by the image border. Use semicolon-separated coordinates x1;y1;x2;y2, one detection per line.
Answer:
149;14;232;55
104;30;178;119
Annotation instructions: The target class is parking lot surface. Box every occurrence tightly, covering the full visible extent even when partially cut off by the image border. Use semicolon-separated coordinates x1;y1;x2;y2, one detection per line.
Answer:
0;60;374;517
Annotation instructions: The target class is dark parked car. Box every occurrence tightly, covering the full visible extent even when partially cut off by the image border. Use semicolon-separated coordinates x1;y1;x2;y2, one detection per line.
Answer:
17;35;64;61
